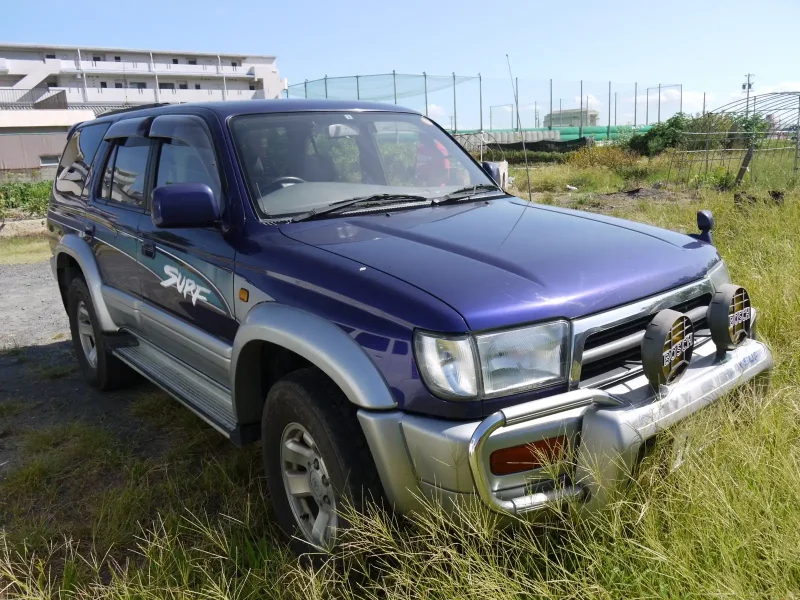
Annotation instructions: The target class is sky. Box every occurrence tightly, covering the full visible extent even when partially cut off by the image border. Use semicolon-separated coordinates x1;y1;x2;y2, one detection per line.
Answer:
2;0;798;130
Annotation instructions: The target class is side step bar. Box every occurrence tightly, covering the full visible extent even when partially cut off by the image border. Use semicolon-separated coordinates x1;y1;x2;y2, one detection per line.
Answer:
113;339;258;445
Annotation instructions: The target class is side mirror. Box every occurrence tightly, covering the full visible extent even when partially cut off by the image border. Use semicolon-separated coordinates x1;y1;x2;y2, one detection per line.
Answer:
482;161;501;184
152;183;219;228
697;209;715;244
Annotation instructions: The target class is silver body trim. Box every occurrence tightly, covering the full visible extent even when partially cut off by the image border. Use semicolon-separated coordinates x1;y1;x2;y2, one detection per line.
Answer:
54;234;119;332
231;302;398;414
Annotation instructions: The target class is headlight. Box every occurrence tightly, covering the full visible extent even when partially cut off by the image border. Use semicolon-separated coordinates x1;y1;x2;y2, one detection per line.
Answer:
415;322;570;400
708;260;731;291
476;321;569;397
414;333;478;399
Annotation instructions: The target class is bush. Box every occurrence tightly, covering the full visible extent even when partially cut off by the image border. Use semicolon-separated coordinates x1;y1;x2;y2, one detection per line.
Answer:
0;181;51;217
567;145;639;170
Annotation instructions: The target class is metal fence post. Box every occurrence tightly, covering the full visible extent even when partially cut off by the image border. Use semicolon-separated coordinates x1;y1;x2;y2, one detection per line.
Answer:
549;79;553;130
679;84;683;114
393;70;397;104
646;91;649;125
304;79;308;99
657;83;661;123
614;92;617;127
607;81;611;140
702;92;706;116
795;96;800;173
324;75;328;99
559;98;562;127
452;72;457;133
580;80;583;137
423;72;428;117
634;82;637;127
479;73;483;132
515;77;520;134
356;75;360;100
704;131;711;176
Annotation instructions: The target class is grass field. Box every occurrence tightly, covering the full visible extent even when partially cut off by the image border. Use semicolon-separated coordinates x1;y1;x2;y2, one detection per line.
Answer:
0;234;50;265
2;163;800;598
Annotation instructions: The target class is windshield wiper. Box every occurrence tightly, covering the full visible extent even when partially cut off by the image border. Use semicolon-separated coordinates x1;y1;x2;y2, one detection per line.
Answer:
434;183;504;205
291;193;430;222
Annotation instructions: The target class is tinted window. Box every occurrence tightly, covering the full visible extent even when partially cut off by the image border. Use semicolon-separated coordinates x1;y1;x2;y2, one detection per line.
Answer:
155;138;222;199
100;138;150;207
55;123;110;199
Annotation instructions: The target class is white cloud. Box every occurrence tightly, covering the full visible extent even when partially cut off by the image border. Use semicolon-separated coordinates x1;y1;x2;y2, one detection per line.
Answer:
754;81;800;94
573;93;599;106
427;103;446;118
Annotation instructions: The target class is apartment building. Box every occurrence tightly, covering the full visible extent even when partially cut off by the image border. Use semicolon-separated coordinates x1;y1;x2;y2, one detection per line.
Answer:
0;42;286;173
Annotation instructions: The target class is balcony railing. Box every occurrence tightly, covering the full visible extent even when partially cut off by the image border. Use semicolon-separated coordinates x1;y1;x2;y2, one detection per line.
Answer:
0;86;263;109
58;59;253;77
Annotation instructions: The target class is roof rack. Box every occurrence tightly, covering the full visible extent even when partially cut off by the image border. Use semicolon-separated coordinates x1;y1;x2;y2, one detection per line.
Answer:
97;103;171;117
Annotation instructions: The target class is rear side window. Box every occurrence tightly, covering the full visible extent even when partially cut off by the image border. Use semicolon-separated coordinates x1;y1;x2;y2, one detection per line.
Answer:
99;138;151;207
55;123;109;198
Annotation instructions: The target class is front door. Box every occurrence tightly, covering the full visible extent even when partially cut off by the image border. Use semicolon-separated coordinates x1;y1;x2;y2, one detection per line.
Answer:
136;115;237;386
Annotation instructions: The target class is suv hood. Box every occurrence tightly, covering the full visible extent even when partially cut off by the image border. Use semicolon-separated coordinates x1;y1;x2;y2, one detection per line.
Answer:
280;198;720;331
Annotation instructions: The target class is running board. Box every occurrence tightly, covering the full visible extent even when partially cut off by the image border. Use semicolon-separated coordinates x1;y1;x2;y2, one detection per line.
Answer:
114;340;238;440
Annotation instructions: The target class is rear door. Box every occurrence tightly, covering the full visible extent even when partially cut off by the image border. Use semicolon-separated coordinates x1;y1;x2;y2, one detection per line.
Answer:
86;120;153;331
136;114;237;385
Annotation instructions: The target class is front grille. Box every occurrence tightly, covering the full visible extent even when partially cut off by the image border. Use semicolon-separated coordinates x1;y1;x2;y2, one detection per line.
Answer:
579;292;712;386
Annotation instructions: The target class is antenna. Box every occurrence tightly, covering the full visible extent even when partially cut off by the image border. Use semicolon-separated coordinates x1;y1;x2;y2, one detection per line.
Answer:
506;54;532;202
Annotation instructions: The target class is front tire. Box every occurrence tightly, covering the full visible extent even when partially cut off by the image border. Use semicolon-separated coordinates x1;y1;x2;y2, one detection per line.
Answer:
67;277;135;390
262;368;382;554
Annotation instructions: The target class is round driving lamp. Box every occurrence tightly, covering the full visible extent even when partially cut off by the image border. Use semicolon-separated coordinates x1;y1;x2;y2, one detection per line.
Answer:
642;309;695;387
708;284;752;351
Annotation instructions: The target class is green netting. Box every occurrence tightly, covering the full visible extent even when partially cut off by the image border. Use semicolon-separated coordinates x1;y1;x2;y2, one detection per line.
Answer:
286;73;477;103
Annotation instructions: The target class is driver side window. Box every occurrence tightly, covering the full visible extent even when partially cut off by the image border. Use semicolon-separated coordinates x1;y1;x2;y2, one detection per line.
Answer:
155;138;222;201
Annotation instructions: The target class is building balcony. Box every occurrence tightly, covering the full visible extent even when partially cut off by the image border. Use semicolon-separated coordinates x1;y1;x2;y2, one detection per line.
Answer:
57;59;254;78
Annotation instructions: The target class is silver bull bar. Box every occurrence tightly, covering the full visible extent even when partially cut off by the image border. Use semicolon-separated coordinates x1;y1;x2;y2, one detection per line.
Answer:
467;338;773;516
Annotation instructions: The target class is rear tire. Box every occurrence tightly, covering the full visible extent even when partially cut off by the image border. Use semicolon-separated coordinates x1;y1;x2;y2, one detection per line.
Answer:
262;367;383;555
67;277;135;390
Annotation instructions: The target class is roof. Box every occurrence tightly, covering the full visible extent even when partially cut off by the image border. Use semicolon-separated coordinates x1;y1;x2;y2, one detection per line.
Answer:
0;41;274;60
92;99;420;122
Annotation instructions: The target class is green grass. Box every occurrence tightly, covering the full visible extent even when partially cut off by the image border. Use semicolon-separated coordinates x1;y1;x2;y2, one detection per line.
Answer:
35;364;74;380
2;171;800;598
0;234;51;265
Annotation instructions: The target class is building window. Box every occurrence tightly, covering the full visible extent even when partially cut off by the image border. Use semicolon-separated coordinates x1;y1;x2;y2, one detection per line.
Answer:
249;84;255;91
179;83;188;90
231;61;239;67
131;82;146;90
92;55;102;62
159;83;175;90
188;59;197;65
114;56;121;62
115;83;123;89
45;54;56;59
39;155;60;167
194;84;201;90
172;58;179;64
100;81;107;89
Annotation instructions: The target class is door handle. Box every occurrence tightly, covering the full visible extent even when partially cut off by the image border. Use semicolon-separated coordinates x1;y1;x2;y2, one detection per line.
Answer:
142;241;156;259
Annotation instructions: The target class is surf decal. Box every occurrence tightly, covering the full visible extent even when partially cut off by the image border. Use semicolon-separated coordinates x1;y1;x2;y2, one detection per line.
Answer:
160;265;211;306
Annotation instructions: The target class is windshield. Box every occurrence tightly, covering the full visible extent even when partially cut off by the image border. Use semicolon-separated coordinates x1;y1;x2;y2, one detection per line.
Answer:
230;111;496;218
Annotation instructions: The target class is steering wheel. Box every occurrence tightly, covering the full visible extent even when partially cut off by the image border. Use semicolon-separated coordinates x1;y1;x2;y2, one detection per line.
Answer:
257;175;306;197
270;176;306;187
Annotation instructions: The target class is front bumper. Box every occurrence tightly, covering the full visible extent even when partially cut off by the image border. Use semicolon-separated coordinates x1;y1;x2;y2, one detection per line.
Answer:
358;337;773;517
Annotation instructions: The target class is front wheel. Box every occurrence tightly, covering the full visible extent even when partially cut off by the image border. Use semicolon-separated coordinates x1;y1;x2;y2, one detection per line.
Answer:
262;368;382;553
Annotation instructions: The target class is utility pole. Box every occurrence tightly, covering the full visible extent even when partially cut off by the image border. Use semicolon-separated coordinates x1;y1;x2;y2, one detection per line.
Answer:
743;73;755;118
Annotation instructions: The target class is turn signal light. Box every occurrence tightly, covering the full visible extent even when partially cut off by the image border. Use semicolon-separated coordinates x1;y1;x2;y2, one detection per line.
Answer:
489;435;568;476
